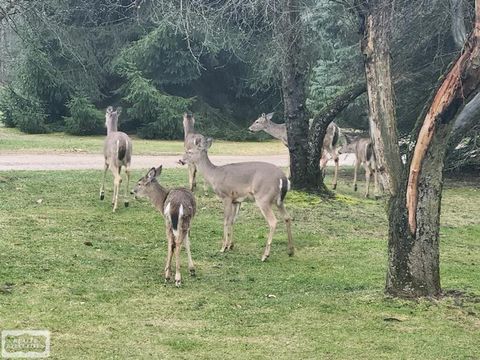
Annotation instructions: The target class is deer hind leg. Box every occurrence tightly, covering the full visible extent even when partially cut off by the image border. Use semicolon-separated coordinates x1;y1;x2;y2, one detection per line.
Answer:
174;230;185;287
332;153;339;190
364;164;372;198
100;162;109;200
124;164;131;207
188;163;197;191
183;231;195;277
353;158;360;192
277;202;294;257
221;199;234;253
112;166;122;212
164;225;174;282
373;164;380;199
257;200;278;262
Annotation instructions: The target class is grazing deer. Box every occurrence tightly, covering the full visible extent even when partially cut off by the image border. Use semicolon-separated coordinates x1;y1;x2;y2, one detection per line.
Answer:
248;113;341;189
182;135;294;261
339;135;379;198
132;165;196;287
100;106;132;212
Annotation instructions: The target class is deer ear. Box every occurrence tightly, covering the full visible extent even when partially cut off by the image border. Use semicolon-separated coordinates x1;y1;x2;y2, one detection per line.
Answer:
205;137;213;149
155;165;163;177
194;136;202;146
265;112;274;120
147;167;156;180
106;106;113;114
116;107;122;116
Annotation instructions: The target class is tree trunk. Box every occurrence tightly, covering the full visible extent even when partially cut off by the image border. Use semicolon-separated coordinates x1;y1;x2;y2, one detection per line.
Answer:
359;0;403;195
360;0;480;298
280;0;310;190
306;83;367;193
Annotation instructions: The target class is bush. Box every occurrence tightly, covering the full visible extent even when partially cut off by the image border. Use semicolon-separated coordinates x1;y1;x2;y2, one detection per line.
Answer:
0;87;47;133
64;96;104;135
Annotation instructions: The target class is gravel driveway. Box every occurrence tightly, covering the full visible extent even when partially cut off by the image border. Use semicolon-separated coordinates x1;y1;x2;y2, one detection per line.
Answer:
0;153;355;171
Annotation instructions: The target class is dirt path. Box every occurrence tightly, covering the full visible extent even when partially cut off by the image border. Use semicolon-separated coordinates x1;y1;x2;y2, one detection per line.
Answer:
0;153;355;171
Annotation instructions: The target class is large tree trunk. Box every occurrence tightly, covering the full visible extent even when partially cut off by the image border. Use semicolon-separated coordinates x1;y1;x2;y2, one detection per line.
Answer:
360;0;480;298
280;0;310;190
306;83;367;193
358;0;403;195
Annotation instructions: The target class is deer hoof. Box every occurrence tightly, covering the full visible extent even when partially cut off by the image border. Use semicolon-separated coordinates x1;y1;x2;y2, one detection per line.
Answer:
354;184;358;192
332;184;337;190
365;194;369;198
175;280;182;287
287;249;295;257
100;193;105;200
261;254;269;262
124;201;129;208
189;269;196;277
375;195;380;200
228;243;234;250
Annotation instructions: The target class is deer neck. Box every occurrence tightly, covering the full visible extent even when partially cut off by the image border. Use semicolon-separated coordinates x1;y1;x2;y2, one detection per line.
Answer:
106;120;118;135
183;120;195;137
194;151;218;185
146;181;169;213
264;121;287;144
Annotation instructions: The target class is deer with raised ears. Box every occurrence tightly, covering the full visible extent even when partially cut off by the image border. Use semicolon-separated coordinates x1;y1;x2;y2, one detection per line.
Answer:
182;135;294;261
339;135;379;198
100;106;132;212
132;165;196;287
249;113;341;189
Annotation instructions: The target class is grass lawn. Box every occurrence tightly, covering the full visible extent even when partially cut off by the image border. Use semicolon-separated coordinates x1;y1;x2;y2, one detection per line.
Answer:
0;126;286;156
0;168;479;359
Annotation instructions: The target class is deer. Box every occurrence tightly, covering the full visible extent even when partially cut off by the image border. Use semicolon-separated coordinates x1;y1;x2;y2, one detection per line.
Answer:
100;106;132;212
183;112;207;192
182;134;294;261
339;135;379;198
132;165;196;287
248;113;341;189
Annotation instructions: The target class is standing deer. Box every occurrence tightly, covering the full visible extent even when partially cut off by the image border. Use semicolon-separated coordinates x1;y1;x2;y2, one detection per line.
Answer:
183;112;206;192
132;165;196;287
100;106;132;212
339;135;379;198
248;113;341;189
182;135;294;261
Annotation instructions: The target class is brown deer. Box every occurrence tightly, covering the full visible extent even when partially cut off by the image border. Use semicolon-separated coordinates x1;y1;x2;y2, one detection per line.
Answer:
183;112;207;192
100;106;132;212
132;165;196;287
182;135;294;261
340;135;379;198
248;113;341;189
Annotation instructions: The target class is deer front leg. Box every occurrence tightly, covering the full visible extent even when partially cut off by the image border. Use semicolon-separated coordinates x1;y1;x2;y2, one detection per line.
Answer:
188;163;197;191
221;199;234;253
226;202;241;250
257;201;278;262
373;165;380;199
124;166;131;207
164;226;174;282
100;162;109;200
184;232;195;277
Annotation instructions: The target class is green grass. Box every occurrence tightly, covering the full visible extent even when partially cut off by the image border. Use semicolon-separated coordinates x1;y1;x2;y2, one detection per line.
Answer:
0;169;479;359
0;126;286;156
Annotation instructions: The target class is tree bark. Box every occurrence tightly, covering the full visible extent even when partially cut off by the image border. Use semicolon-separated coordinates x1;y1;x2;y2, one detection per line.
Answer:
280;0;310;190
358;0;403;196
306;82;367;193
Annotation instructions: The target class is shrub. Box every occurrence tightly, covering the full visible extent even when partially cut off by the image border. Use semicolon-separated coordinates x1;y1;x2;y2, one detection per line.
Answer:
0;87;47;133
64;96;104;135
